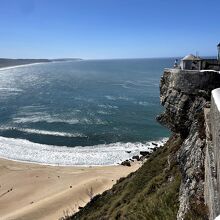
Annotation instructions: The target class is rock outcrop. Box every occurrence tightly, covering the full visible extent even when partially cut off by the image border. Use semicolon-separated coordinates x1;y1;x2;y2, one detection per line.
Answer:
158;68;220;219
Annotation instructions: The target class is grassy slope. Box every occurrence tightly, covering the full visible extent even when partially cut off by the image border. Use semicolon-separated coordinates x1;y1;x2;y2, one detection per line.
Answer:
68;135;183;220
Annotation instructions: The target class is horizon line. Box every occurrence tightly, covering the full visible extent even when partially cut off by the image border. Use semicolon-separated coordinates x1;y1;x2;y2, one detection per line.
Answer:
0;55;217;61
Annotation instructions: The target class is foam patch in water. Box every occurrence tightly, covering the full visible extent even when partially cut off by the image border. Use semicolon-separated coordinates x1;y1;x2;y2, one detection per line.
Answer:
0;127;86;138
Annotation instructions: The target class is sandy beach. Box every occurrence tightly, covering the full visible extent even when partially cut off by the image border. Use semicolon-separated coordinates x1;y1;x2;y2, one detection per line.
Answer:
0;158;141;220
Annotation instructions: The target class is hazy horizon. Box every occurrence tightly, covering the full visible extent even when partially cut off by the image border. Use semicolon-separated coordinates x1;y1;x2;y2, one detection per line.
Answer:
0;55;217;61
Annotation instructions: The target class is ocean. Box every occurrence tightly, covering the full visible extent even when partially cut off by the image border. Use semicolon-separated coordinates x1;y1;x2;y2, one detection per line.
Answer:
0;58;172;165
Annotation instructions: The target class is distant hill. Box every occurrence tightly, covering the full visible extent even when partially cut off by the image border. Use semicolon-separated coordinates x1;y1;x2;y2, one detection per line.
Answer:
51;58;83;62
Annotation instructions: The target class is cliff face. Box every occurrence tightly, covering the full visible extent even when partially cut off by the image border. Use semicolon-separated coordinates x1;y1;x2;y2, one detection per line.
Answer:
158;69;220;219
157;69;220;136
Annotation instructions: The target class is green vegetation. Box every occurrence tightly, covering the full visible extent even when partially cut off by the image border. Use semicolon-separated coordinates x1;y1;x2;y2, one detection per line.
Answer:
184;196;209;220
68;135;183;220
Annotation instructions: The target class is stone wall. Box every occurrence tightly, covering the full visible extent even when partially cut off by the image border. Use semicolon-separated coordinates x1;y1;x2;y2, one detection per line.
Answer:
163;69;220;94
204;107;219;220
205;89;220;219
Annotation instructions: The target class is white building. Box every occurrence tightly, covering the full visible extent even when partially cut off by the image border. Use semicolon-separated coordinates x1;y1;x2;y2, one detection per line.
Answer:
180;54;202;70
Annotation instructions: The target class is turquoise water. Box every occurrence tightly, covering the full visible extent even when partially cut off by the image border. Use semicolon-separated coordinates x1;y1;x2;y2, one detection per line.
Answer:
0;58;171;165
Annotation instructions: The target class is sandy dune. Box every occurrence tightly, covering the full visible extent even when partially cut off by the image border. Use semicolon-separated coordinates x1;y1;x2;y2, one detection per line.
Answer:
0;158;140;220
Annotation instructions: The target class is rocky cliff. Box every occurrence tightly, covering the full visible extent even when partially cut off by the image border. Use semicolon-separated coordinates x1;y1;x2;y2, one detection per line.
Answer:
158;69;220;220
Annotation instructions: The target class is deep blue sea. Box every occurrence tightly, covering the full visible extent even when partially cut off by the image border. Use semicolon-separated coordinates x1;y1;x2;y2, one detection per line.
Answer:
0;58;172;165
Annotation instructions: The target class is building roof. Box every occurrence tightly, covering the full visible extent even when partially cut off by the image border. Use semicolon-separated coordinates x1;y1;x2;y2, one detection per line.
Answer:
182;54;202;61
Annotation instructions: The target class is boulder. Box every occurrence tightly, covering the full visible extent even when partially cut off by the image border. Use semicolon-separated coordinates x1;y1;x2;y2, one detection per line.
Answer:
132;155;140;161
152;142;158;147
140;151;150;156
121;160;131;166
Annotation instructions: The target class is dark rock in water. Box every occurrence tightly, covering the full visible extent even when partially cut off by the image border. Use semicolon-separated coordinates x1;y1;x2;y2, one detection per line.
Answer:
153;148;157;152
78;206;83;210
152;142;158;146
129;159;134;162
140;151;150;156
132;155;140;161
126;151;131;154
121;160;131;166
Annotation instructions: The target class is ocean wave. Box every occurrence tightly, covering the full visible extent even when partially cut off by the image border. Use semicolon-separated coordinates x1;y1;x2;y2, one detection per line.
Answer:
111;80;159;90
0;87;23;92
97;110;112;115
105;95;116;100
105;95;133;102
104;96;151;106
98;104;118;109
12;115;107;125
0;127;86;138
133;101;151;106
0;136;168;166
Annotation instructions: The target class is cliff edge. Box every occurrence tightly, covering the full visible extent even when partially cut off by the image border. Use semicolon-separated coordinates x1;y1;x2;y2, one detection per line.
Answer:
64;68;220;220
158;68;220;220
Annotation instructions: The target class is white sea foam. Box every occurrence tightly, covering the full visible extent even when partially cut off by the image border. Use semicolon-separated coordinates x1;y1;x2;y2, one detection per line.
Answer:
0;127;86;138
105;95;117;100
118;96;132;101
0;136;168;166
98;104;118;109
133;101;151;106
112;81;150;89
104;96;151;107
105;95;133;102
97;110;111;115
0;87;23;92
13;115;106;125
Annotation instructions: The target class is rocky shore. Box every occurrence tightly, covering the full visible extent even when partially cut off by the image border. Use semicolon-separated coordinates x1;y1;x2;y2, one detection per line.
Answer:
120;141;164;167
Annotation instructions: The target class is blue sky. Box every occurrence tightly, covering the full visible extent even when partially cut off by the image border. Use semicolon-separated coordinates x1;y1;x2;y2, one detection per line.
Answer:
0;0;219;59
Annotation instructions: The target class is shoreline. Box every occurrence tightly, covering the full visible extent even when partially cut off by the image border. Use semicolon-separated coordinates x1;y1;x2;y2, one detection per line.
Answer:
0;155;125;168
0;157;141;220
0;135;168;166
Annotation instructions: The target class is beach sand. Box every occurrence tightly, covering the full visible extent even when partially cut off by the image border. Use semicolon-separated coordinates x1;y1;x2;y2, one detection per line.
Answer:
0;158;141;220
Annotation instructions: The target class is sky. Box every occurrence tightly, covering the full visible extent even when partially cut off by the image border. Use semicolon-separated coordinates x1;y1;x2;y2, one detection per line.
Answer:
0;0;219;59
